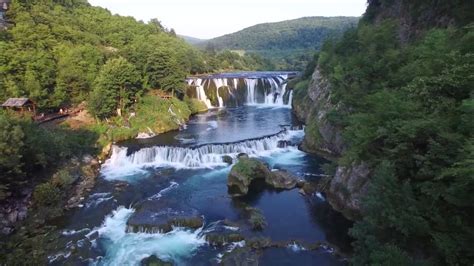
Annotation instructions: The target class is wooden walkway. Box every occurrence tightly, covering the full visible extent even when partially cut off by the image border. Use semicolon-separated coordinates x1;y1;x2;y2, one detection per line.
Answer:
35;113;69;125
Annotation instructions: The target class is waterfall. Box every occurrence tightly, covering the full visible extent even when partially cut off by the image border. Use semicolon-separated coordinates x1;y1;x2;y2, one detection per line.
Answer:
287;90;293;108
186;72;296;108
191;78;213;108
213;79;225;108
246;79;258;105
102;130;300;173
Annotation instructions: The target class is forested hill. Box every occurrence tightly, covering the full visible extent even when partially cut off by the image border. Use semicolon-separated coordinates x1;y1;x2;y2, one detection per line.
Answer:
200;16;358;70
204;16;358;50
0;0;267;110
179;35;206;45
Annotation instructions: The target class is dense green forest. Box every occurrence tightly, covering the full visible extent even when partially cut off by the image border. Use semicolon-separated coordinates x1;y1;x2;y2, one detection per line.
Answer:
201;16;359;70
295;0;474;264
0;0;272;229
0;0;268;112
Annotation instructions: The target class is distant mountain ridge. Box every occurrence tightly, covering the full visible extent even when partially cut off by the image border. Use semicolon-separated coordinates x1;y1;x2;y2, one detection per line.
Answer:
202;16;359;51
179;35;207;45
198;16;359;70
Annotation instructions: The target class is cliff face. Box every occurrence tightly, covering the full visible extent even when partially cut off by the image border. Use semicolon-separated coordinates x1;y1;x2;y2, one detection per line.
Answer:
293;69;345;157
293;67;370;220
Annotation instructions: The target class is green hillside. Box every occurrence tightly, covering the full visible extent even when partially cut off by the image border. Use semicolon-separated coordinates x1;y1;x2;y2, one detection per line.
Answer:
201;16;359;70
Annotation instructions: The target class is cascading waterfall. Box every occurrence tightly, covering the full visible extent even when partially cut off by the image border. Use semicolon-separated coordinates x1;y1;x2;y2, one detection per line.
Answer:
187;72;297;108
188;78;213;108
101;130;302;179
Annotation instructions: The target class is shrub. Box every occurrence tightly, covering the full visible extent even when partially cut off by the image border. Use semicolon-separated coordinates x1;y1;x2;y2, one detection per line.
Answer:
33;183;61;206
51;169;75;188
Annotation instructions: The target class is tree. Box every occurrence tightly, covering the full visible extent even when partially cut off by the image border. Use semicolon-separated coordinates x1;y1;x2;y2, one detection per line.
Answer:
0;113;25;178
144;49;185;96
53;44;104;106
88;57;141;119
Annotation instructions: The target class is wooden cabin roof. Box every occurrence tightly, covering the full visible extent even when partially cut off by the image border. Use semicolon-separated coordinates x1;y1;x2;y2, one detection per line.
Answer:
2;98;33;107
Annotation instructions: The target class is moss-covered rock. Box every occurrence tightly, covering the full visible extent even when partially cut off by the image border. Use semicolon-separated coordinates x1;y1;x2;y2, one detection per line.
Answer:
227;158;271;197
227;158;298;197
245;207;267;231
185;96;208;114
206;233;244;247
218;86;232;104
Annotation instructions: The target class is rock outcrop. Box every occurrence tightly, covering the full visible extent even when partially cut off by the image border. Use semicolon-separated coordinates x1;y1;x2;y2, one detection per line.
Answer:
227;158;297;197
293;67;345;157
292;67;371;220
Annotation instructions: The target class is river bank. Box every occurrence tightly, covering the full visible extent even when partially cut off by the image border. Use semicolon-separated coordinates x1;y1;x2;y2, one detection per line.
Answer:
0;94;208;263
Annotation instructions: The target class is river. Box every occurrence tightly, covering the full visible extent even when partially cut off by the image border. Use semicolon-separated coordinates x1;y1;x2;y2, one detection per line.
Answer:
48;72;352;265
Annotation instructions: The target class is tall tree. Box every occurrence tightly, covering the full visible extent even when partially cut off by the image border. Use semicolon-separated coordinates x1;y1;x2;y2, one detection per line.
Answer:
88;57;141;119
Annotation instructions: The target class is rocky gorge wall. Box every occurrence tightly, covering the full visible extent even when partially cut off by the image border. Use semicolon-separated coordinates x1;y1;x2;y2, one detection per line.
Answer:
293;67;370;220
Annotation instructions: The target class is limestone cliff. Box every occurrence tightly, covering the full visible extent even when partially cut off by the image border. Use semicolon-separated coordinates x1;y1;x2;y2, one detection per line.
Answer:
292;0;474;221
293;67;370;220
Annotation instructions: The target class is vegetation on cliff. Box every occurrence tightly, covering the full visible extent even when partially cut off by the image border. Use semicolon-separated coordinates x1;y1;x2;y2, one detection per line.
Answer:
295;0;474;264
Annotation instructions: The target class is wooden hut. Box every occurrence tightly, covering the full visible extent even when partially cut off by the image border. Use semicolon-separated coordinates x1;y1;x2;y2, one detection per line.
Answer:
2;98;36;116
0;0;10;11
0;0;11;29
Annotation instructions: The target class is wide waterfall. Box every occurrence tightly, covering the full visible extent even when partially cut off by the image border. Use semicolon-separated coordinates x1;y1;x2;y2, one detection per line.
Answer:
186;72;297;108
102;130;302;177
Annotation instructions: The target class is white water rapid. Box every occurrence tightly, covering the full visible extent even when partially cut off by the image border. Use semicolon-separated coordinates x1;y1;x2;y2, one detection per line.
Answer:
101;130;303;180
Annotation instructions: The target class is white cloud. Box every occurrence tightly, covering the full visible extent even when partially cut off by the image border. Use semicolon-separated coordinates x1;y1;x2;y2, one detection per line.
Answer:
88;0;367;39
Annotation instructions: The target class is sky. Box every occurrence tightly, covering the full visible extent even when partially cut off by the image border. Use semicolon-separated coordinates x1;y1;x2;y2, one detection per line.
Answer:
88;0;367;39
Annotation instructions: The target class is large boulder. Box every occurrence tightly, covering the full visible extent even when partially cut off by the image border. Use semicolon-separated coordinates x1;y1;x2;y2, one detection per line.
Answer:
227;158;271;197
265;170;297;190
227;158;298;197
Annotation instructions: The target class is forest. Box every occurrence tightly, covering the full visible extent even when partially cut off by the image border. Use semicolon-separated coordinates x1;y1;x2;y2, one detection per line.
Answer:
0;0;268;222
0;0;268;111
294;0;474;264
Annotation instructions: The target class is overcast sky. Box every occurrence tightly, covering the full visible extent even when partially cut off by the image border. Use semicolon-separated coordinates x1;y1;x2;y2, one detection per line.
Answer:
88;0;367;39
